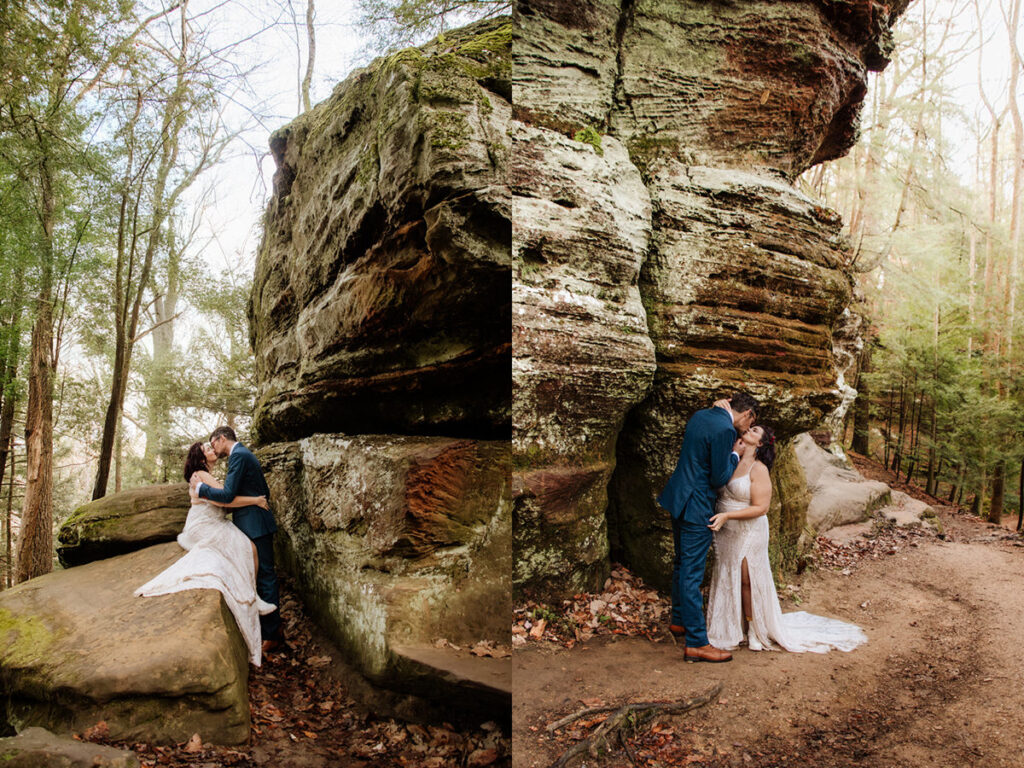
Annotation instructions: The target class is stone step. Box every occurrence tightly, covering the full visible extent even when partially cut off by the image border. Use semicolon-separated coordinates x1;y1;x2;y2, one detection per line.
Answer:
392;643;511;725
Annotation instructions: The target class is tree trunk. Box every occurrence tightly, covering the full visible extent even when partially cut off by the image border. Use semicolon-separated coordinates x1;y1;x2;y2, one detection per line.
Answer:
17;294;54;583
925;401;937;496
114;417;122;493
92;334;127;499
301;0;316;112
144;227;181;482
1003;0;1022;358
851;344;872;455
989;461;1005;524
5;435;13;589
1017;457;1023;532
16;156;56;584
884;387;894;469
0;265;25;485
0;355;19;487
893;380;906;475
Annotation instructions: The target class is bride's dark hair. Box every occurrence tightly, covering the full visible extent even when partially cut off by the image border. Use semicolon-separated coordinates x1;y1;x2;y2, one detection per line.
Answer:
754;426;777;472
183;442;209;481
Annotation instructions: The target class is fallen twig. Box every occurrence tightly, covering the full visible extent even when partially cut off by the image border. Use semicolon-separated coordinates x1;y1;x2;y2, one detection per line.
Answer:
549;682;724;768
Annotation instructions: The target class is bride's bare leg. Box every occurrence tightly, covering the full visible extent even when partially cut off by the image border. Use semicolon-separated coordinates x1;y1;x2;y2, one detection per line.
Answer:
741;558;752;629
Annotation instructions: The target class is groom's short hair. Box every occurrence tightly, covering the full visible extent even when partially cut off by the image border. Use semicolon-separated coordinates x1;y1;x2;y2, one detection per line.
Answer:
210;425;237;443
730;392;760;419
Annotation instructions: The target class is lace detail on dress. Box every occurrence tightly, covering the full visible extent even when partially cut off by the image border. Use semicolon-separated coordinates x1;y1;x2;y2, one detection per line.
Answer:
706;469;867;653
135;501;276;665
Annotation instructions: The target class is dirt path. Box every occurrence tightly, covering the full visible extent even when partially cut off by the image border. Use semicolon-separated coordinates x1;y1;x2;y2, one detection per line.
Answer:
513;506;1024;767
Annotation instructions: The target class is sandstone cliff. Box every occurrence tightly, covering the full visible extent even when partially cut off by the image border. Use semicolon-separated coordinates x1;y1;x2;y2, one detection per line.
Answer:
513;0;913;594
249;17;512;719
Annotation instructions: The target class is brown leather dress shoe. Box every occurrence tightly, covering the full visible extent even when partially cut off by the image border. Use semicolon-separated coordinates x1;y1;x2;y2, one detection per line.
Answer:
262;639;282;654
669;624;686;638
684;644;732;663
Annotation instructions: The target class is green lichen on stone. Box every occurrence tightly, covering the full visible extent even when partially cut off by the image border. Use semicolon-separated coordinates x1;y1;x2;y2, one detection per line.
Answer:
573;126;604;156
456;22;512;58
424;109;471;150
0;608;56;667
416;53;481;105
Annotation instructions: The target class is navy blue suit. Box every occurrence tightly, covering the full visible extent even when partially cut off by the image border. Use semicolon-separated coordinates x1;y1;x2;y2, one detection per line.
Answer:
199;443;282;641
657;407;738;646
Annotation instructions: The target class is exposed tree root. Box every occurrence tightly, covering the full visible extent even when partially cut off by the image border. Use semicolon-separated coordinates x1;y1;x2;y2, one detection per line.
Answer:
548;682;724;768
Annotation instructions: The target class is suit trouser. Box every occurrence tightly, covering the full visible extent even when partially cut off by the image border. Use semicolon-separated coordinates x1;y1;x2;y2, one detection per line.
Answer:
253;533;283;641
671;516;712;647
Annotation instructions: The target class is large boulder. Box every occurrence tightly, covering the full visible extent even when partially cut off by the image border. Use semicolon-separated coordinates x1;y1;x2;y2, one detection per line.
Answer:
0;728;139;768
258;435;510;721
56;484;189;567
0;544;250;745
512;124;656;596
249;17;512;445
512;0;912;595
795;432;891;538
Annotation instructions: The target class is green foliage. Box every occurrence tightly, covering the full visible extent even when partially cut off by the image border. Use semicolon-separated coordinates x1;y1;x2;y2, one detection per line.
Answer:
800;8;1024;514
356;0;511;53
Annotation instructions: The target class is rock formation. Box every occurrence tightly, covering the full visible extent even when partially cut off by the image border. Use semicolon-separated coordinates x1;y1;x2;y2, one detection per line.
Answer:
513;0;913;594
0;728;139;767
56;484;189;567
250;20;511;445
249;17;512;719
0;545;250;745
512;125;656;595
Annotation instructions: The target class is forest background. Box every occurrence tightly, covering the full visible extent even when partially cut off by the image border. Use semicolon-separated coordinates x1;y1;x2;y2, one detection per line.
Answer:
0;0;1019;587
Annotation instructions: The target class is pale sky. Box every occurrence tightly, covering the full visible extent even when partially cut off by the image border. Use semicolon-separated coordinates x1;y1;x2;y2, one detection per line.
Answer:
180;0;365;278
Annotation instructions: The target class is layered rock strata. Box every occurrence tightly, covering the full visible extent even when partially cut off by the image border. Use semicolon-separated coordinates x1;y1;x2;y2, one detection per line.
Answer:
512;125;655;595
513;0;911;593
0;545;249;745
250;19;511;444
250;17;511;719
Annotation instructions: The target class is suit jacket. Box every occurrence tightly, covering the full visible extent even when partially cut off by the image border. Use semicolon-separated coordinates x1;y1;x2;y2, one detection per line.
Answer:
657;407;739;525
198;443;278;539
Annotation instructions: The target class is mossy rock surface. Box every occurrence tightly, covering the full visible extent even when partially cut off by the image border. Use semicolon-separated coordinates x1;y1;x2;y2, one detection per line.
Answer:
0;727;139;767
0;544;249;745
250;16;512;445
258;435;510;721
57;484;190;568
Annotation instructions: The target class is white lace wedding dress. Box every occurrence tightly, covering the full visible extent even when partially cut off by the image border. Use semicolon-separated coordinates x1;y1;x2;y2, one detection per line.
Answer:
135;500;276;665
706;470;867;653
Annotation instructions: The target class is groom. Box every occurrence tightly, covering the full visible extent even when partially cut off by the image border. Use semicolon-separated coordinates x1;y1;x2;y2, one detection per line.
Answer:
658;392;760;662
190;426;283;652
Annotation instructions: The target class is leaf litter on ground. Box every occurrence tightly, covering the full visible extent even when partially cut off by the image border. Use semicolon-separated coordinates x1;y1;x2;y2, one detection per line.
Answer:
76;577;509;768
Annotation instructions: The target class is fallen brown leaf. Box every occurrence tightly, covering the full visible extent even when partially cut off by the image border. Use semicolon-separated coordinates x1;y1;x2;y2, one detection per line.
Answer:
82;721;110;741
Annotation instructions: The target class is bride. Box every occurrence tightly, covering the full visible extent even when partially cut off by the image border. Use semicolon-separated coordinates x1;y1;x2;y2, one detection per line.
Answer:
706;424;867;653
136;441;277;666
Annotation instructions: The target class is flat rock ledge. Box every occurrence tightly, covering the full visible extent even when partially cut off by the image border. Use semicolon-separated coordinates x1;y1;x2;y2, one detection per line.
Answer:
259;434;511;724
0;544;250;745
57;484;190;567
0;727;139;768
